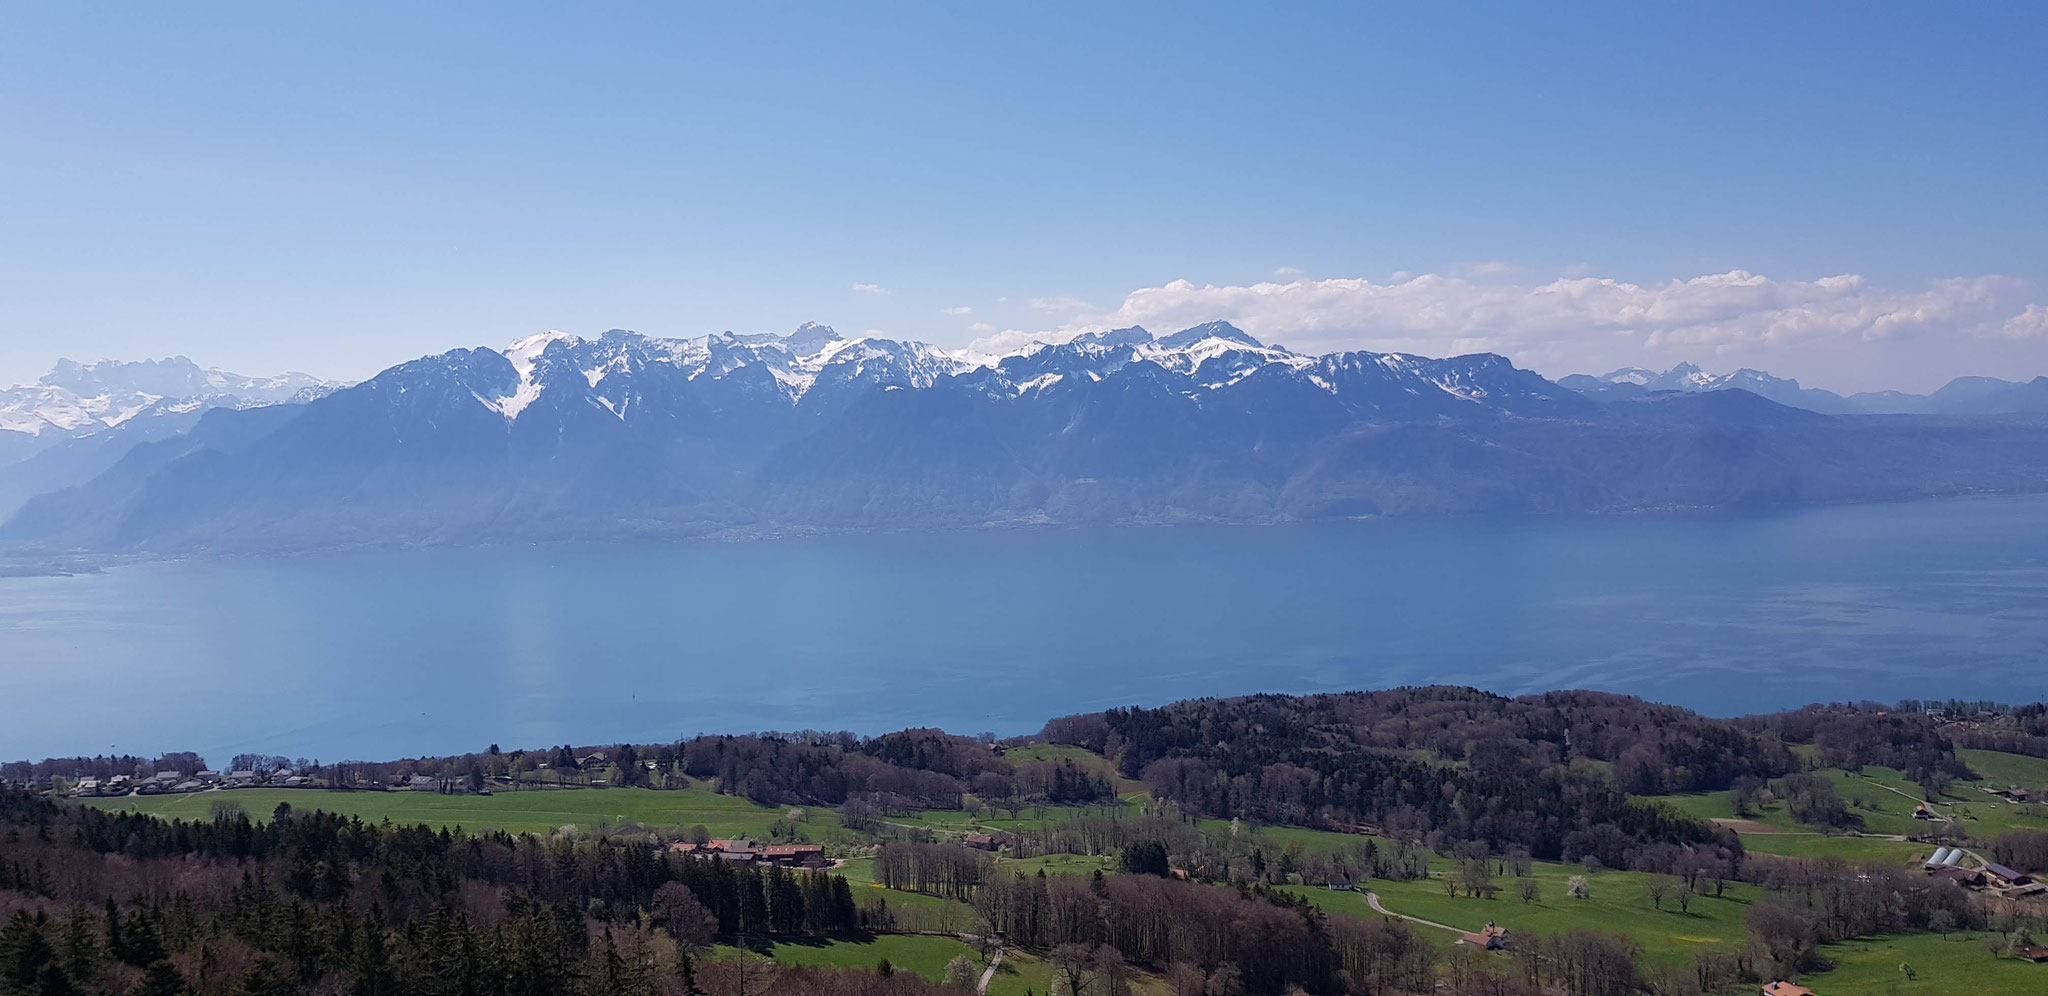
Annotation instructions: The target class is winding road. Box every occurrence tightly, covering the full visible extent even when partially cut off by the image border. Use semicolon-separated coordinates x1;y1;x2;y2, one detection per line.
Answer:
1362;890;1467;935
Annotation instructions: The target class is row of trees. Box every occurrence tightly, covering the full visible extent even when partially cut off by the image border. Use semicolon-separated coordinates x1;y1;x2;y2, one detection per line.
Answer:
870;844;993;901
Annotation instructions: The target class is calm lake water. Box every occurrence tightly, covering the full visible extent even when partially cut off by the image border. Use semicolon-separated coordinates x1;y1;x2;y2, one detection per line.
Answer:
5;495;2048;762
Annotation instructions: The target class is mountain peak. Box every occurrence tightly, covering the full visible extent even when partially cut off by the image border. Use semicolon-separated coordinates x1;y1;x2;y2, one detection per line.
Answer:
785;322;843;355
1158;321;1261;349
1071;326;1154;348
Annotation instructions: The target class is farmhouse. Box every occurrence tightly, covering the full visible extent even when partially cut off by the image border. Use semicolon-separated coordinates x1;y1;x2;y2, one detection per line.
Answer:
760;844;827;867
1761;983;1815;996
963;833;1001;851
1458;923;1509;950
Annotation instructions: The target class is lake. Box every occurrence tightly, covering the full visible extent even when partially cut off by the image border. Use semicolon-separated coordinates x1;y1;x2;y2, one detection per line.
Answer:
4;494;2048;762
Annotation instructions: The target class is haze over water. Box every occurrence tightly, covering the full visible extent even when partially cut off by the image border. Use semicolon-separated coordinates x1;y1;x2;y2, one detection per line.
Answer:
4;494;2046;762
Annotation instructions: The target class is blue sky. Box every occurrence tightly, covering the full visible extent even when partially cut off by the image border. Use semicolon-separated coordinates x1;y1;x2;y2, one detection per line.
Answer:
2;2;2044;392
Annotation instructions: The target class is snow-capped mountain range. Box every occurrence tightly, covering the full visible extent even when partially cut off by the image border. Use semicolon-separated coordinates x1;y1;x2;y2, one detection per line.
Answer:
0;356;332;441
0;357;339;520
4;323;2047;554
445;319;1587;425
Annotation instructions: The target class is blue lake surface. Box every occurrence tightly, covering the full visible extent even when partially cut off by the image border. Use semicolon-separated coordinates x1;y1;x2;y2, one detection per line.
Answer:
4;494;2048;762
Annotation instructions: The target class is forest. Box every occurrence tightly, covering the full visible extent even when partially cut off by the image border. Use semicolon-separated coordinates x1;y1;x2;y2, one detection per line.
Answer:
4;687;2047;994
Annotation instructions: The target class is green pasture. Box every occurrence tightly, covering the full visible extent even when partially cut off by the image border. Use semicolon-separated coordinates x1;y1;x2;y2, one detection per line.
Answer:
81;786;830;838
1806;931;2048;995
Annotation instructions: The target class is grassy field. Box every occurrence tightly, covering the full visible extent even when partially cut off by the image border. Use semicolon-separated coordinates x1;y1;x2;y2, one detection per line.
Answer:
714;936;976;985
833;857;981;933
1959;749;2048;788
1646;788;1801;832
712;934;1170;995
1806;931;2048;995
1640;754;2048;860
1736;832;1925;862
997;852;1114;877
81;786;831;838
1291;861;1765;967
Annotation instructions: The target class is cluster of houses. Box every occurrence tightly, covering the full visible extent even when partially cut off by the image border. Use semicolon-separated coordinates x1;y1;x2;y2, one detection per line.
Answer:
667;838;829;868
1923;847;2047;901
68;766;316;797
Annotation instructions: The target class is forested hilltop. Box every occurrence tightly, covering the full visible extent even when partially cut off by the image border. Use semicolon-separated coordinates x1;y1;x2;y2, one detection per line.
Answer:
5;687;2048;994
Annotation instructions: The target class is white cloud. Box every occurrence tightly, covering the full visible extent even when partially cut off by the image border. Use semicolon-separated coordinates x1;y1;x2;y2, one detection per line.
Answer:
945;269;2044;390
2002;303;2048;338
1458;260;1518;276
1273;266;1304;279
1091;270;2032;375
851;283;890;295
964;327;1059;356
940;306;974;316
1029;295;1093;314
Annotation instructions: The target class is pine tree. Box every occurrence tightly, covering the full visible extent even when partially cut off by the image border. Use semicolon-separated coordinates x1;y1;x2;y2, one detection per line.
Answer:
55;907;97;985
230;958;293;996
131;960;191;996
348;920;397;996
678;950;703;996
101;901;123;966
1;911;57;992
34;962;82;996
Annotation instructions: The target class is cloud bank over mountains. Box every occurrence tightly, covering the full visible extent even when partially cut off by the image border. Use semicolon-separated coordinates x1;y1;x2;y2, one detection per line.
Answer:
970;269;2045;393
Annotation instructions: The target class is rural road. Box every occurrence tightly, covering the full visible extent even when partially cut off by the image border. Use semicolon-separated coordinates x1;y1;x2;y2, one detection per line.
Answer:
975;947;1004;995
1362;891;1466;935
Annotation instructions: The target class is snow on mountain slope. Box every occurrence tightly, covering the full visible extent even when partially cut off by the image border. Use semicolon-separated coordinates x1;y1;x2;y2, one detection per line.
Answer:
1;357;337;440
1559;361;1859;413
0;356;341;485
457;320;1586;426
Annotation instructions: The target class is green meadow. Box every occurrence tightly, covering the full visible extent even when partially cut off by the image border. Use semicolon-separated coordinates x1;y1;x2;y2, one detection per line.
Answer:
1805;931;2048;995
82;785;829;838
1287;860;1765;967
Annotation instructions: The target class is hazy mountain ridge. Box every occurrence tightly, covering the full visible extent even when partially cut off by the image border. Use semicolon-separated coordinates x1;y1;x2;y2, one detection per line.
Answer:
0;356;340;519
1560;362;2048;415
6;325;2048;554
